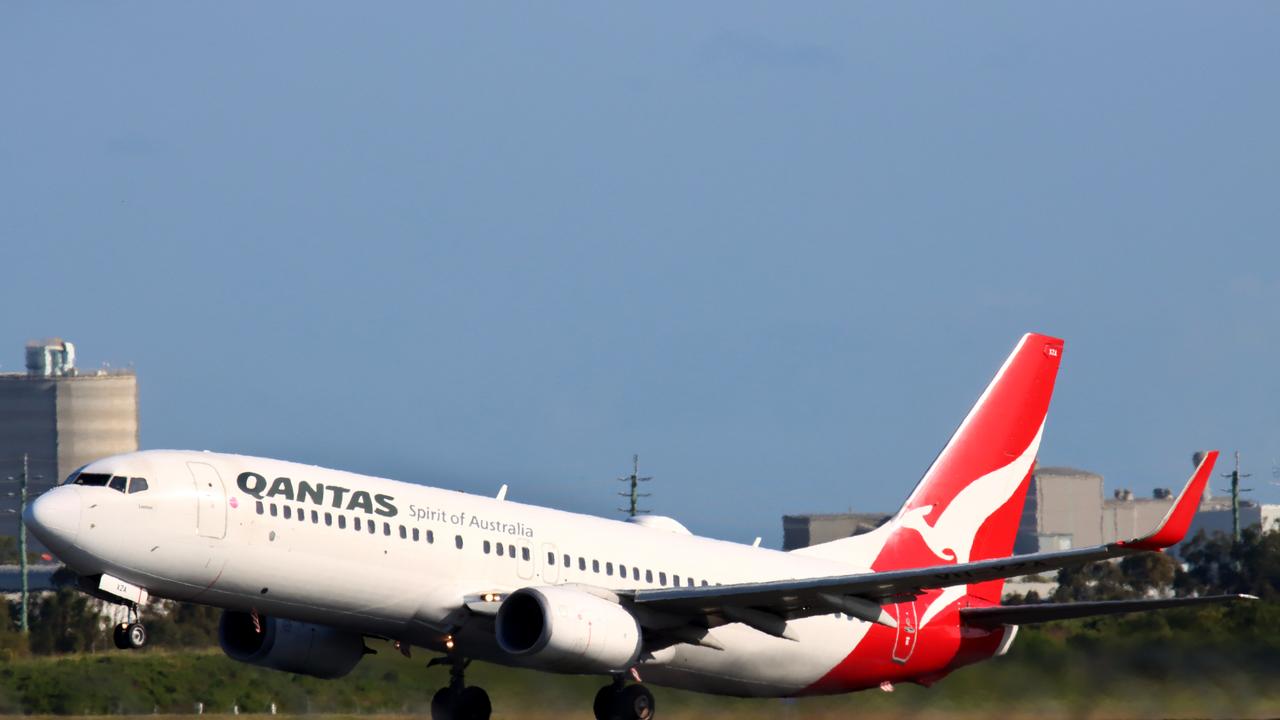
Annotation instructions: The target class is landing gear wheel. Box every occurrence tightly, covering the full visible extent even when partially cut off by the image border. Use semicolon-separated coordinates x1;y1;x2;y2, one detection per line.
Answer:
431;688;453;720
594;682;655;720
124;622;147;649
429;686;490;720
594;685;615;720
428;655;490;720
614;684;655;720
455;686;491;720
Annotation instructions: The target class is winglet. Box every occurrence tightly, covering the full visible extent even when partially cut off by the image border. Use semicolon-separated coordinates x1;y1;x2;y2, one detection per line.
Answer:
1120;450;1218;551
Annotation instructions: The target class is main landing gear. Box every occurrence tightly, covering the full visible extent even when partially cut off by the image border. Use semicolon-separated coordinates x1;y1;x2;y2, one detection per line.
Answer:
428;657;491;720
112;606;147;650
594;675;656;720
424;657;654;720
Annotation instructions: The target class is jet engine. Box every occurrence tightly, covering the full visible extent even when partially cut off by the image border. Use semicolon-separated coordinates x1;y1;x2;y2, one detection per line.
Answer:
495;586;642;673
218;610;365;679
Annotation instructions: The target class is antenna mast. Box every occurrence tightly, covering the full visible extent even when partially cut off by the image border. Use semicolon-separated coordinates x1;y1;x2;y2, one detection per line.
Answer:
1220;450;1253;543
617;454;652;517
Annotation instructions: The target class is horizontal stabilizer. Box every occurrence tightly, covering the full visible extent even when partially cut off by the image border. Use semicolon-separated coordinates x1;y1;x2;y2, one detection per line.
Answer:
961;594;1255;627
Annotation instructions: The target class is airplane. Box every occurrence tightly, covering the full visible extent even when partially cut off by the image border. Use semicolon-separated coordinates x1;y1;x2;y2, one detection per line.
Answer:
24;332;1251;720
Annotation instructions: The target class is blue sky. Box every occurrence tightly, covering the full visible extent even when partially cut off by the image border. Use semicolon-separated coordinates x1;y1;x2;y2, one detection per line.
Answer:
2;4;1277;546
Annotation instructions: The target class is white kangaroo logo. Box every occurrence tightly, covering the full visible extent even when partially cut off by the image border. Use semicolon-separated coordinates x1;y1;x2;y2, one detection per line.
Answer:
896;424;1044;628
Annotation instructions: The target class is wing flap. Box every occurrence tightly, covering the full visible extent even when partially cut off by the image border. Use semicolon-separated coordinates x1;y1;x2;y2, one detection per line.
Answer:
960;594;1255;626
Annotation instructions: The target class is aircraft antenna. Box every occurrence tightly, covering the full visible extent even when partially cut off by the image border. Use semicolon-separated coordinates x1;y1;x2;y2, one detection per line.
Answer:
617;454;652;517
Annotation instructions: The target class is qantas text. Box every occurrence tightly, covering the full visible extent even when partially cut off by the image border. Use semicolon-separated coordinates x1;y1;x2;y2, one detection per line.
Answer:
236;472;397;517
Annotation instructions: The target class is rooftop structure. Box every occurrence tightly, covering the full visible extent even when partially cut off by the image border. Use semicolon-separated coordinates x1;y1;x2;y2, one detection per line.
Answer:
1;340;139;547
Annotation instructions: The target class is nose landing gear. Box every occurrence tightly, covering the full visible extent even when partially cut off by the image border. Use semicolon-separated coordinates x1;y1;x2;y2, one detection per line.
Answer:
111;605;147;650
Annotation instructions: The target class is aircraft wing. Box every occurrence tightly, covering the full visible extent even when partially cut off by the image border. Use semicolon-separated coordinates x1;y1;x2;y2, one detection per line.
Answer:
628;451;1220;631
959;594;1256;626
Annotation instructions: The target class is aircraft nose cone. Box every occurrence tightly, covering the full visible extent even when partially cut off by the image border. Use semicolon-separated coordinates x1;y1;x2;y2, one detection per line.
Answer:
24;486;81;547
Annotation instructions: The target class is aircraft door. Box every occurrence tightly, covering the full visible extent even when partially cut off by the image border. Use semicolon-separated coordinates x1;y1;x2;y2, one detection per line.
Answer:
188;462;227;539
891;599;919;664
541;543;559;583
517;540;535;580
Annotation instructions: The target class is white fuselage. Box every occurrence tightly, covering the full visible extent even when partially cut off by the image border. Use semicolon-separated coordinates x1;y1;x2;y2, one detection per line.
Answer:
35;449;909;697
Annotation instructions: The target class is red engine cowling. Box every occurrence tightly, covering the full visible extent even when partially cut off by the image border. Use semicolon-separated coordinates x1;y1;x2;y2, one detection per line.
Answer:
495;586;642;673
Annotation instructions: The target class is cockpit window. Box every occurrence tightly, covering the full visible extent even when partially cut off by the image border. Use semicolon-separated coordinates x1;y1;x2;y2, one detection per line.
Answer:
73;473;111;487
108;476;127;493
128;477;149;494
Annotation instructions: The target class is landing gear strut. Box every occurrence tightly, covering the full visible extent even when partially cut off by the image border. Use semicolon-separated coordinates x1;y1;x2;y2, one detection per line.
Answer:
112;605;147;650
594;675;655;720
428;656;491;720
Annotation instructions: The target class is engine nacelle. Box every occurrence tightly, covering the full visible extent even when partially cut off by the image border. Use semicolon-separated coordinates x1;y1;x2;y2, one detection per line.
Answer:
218;610;365;679
495;586;642;673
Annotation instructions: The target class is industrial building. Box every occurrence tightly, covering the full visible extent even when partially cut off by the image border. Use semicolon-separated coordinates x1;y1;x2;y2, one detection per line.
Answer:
784;464;1280;557
0;339;138;546
782;512;890;550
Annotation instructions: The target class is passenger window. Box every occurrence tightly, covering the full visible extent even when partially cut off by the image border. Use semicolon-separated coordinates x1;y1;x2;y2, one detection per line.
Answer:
455;535;464;549
399;525;407;539
427;530;435;544
128;477;148;493
646;570;653;583
687;578;694;587
311;510;319;523
109;476;127;493
579;558;587;571
383;522;391;536
414;528;421;542
339;515;347;529
619;564;627;577
368;521;376;534
269;504;278;517
355;517;362;531
283;506;292;520
256;501;264;515
563;554;571;568
484;541;492;554
508;544;516;558
324;513;333;526
496;543;504;557
592;560;600;573
659;572;666;585
522;547;530;561
298;509;305;523
672;575;680;586
633;567;640;581
606;562;613;576
701;580;709;586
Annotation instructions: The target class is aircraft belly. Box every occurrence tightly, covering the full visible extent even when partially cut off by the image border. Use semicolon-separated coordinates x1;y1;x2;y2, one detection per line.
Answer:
641;615;870;697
